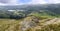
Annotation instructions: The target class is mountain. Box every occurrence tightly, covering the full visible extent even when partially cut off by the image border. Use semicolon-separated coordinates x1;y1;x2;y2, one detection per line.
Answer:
0;4;60;19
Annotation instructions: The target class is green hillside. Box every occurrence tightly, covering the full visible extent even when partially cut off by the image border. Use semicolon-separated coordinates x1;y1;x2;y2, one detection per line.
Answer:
0;4;60;31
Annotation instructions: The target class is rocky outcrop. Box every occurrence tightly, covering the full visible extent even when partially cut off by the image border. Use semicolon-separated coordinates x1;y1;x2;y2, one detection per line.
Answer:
20;16;40;31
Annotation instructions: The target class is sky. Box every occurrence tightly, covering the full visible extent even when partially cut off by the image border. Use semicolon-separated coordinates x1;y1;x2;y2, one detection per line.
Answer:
0;0;60;5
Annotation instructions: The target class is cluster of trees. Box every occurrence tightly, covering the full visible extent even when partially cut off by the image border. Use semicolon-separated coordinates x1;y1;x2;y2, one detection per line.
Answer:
0;9;59;19
0;10;26;19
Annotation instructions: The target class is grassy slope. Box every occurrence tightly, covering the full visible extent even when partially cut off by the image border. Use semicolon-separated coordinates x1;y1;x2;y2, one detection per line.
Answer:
0;13;60;31
0;18;60;31
0;19;23;31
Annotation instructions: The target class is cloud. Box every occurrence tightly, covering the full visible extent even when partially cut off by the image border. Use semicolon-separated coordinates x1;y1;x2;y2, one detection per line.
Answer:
30;0;60;4
0;0;18;5
0;0;60;5
46;0;60;4
30;0;47;4
0;0;9;3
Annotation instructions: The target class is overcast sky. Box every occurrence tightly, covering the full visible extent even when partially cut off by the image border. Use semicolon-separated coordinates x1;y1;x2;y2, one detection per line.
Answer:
0;0;60;5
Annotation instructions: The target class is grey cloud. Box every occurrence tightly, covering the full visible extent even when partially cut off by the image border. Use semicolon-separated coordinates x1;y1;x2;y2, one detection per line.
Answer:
0;0;10;3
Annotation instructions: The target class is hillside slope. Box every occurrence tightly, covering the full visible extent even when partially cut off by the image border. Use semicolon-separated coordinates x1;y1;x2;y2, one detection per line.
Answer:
0;16;60;31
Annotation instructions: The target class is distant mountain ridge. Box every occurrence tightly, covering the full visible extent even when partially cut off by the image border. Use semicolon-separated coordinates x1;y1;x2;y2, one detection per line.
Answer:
0;4;60;19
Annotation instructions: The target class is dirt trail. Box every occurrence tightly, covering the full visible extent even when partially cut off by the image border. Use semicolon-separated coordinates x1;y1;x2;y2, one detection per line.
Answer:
43;18;60;25
19;18;60;31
